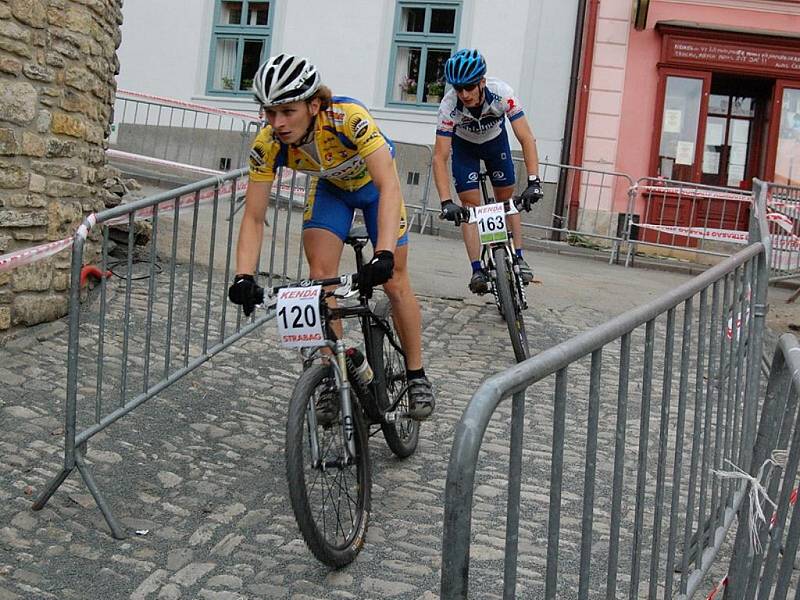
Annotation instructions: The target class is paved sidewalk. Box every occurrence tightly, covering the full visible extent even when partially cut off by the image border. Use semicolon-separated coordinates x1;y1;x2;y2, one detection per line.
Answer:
0;230;796;599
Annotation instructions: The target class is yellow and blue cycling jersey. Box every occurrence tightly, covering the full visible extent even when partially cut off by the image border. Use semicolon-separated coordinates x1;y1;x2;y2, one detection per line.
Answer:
248;96;407;246
248;96;393;192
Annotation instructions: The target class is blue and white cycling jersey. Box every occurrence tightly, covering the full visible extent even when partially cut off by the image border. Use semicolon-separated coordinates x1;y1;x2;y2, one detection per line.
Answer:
435;78;525;145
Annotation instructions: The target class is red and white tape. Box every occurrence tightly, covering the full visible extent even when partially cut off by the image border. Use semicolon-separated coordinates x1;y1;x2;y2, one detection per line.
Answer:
106;149;228;177
0;238;76;272
706;575;728;600
704;487;798;599
116;89;260;123
0;179;249;273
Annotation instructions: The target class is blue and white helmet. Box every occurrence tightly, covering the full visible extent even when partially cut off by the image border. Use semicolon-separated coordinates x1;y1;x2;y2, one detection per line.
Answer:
444;49;487;86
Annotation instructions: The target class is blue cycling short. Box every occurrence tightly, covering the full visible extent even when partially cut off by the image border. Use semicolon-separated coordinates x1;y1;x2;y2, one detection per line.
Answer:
302;178;408;247
451;126;516;193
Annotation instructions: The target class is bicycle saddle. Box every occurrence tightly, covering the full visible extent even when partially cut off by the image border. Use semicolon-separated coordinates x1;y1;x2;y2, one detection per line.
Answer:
345;225;370;249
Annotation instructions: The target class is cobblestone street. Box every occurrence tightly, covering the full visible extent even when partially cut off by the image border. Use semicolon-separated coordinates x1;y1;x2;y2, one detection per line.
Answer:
0;286;572;599
1;232;793;599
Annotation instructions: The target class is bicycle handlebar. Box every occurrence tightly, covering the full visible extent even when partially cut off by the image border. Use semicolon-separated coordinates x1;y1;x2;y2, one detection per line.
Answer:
438;196;526;224
268;273;359;299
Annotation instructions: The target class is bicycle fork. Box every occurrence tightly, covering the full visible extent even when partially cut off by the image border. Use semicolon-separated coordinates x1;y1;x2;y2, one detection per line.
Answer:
334;340;359;463
304;340;360;469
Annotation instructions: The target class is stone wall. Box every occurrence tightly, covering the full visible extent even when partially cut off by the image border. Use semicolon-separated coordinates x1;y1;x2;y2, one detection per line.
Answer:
0;0;122;330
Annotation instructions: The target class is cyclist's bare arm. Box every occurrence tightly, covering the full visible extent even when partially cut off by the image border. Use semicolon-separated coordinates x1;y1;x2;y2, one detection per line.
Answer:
432;134;454;201
510;116;540;178
364;144;402;255
236;179;273;275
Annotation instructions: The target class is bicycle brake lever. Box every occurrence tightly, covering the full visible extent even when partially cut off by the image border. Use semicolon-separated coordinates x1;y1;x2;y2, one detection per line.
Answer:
332;273;358;298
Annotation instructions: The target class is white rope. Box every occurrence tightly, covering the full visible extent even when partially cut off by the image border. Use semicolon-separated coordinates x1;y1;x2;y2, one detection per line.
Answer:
712;450;786;554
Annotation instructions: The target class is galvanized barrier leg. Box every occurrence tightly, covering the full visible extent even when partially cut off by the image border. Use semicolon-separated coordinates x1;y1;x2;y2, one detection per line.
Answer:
33;232;84;512
31;467;73;511
419;159;433;235
503;389;525;599
609;238;619;265
74;445;127;539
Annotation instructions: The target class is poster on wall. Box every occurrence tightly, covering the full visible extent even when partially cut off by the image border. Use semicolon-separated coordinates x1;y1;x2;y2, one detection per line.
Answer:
705;122;725;146
663;109;682;133
703;151;720;174
675;141;695;165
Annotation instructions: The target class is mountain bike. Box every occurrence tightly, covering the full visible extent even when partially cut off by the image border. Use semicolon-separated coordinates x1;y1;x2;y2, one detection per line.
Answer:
441;171;530;362
268;226;418;568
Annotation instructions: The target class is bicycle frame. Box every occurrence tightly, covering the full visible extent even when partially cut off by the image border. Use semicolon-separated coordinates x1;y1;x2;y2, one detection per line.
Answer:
284;234;407;465
476;173;528;311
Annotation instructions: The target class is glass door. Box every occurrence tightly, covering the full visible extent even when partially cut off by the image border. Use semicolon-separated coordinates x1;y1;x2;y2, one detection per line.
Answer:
700;94;756;189
770;83;800;186
653;71;711;183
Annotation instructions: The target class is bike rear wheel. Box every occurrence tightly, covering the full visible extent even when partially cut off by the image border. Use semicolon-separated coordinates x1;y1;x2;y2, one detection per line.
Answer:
285;364;371;568
370;297;419;458
493;246;530;362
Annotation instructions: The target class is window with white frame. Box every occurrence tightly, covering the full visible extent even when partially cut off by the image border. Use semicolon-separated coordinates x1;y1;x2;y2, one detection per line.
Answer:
207;1;272;95
388;2;461;107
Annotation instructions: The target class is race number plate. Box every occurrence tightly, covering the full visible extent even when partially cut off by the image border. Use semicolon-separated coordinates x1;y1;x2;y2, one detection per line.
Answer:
474;203;508;245
276;285;325;348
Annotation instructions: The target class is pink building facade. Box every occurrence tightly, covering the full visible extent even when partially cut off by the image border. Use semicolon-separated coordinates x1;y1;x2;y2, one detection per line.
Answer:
575;0;800;233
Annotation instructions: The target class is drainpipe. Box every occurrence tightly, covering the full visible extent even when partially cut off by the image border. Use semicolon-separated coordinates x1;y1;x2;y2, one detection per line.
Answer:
554;0;599;238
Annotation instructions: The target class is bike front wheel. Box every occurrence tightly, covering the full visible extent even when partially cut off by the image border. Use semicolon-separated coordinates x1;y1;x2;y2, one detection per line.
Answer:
285;364;371;568
493;246;530;362
370;297;419;458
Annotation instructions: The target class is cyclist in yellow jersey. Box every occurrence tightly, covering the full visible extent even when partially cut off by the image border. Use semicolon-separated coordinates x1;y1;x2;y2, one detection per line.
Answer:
228;54;434;420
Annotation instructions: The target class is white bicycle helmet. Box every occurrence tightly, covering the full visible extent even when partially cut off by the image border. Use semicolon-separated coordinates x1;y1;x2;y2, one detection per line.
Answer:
252;53;321;107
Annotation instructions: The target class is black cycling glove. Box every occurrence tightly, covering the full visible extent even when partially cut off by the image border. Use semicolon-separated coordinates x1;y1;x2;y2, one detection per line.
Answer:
440;199;470;226
518;176;544;211
228;274;264;317
359;250;394;299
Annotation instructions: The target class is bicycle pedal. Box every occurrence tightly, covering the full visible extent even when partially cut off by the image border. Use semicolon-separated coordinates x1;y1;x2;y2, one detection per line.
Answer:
383;410;409;423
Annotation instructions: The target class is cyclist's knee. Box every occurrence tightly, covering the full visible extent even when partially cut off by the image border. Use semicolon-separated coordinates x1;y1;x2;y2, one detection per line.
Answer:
494;186;514;201
308;265;338;280
382;271;411;300
458;192;481;207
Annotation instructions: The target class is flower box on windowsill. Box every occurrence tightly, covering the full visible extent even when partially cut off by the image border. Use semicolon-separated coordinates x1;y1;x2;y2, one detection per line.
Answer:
401;92;417;103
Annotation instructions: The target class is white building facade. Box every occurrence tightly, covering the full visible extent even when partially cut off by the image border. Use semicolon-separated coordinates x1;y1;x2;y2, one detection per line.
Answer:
117;0;580;162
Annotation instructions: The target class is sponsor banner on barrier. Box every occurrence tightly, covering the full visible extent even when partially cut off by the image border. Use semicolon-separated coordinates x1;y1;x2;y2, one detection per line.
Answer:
274;170;307;198
637;220;800;271
638;184;751;203
638;212;800;244
637;222;750;243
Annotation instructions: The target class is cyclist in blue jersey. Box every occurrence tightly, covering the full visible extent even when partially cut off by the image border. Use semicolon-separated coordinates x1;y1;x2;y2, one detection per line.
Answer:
228;54;434;420
433;48;543;294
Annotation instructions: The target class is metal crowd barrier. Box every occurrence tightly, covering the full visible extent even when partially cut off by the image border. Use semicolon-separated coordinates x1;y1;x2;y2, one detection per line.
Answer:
414;157;636;263
724;332;800;599
624;178;753;266
528;159;635;263
392;142;434;234
440;180;771;598
32;167;306;536
764;182;800;284
110;89;261;174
